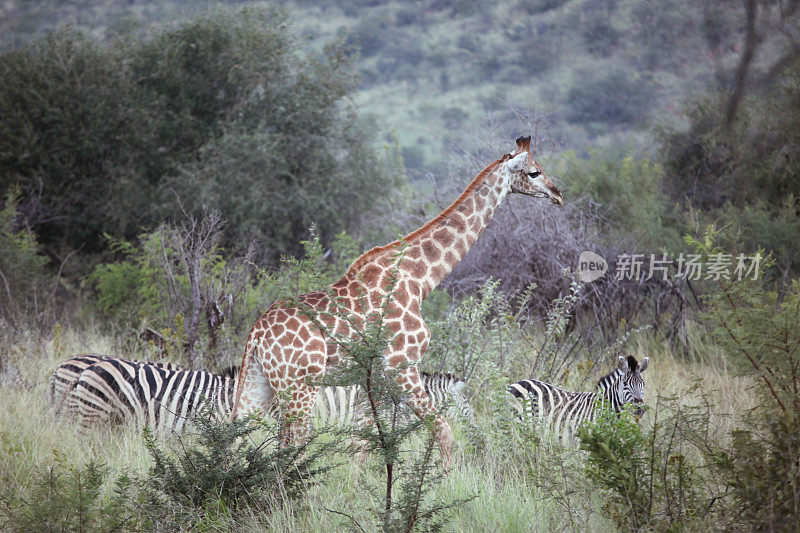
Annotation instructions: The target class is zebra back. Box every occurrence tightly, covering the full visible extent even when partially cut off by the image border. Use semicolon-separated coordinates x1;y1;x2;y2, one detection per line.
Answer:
508;355;649;438
64;359;235;435
305;371;474;429
49;353;181;415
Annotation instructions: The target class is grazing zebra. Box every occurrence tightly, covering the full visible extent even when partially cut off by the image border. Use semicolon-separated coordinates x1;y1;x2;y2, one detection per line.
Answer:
266;372;475;428
49;354;181;415
63;359;237;435
508;355;649;437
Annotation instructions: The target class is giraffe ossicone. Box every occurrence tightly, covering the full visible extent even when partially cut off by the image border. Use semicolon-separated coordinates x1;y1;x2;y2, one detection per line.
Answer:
231;135;564;468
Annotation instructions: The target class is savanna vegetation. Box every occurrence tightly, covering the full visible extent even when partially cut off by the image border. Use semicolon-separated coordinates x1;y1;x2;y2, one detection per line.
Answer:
1;0;799;531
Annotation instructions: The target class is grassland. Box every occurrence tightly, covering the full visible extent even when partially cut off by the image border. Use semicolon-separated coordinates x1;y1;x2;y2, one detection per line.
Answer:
0;322;756;531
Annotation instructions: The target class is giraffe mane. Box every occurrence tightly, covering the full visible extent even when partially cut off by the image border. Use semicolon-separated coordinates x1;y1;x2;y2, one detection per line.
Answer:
343;153;511;275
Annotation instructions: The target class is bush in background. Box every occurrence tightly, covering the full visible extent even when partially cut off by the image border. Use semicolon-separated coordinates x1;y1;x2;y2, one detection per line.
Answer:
0;6;397;260
0;187;53;332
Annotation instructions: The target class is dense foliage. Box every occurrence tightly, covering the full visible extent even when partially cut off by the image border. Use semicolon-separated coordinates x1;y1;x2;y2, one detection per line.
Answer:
0;6;396;259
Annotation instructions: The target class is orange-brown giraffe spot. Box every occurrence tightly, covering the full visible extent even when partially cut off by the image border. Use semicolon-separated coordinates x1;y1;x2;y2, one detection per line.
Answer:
448;214;467;232
444;251;457;266
421;240;441;262
394;287;409;307
403;314;421;330
388;354;405;366
457;197;475;214
308;339;325;353
285;317;300;330
431;264;446;280
348;282;365;298
363;265;382;284
411;260;428;279
272;323;285;337
455;239;468;255
433;228;454;248
391;334;405;351
308;364;323;374
298;328;311;342
407;280;421;297
292;336;304;348
386;320;402;334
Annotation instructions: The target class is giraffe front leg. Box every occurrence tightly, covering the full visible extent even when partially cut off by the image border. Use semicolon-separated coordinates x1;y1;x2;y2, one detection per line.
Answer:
397;365;455;470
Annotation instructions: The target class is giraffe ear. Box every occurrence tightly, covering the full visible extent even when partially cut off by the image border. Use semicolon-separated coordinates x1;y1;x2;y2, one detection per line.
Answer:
506;152;527;172
516;135;532;152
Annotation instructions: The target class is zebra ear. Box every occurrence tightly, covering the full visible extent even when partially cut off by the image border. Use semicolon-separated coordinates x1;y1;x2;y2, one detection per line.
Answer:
617;356;627;372
638;357;649;373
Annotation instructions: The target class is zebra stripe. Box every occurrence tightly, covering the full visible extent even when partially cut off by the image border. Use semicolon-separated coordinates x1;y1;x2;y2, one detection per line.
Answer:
63;359;236;435
49;354;181;415
269;371;474;428
508;355;649;437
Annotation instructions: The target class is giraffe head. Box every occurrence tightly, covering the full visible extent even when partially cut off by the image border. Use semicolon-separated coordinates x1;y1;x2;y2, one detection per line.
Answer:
504;136;563;205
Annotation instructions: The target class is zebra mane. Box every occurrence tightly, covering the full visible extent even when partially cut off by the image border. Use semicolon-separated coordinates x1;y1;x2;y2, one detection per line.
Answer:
420;371;467;390
596;362;626;389
220;365;240;380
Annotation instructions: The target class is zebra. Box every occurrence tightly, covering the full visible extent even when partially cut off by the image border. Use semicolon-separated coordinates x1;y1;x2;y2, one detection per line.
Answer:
64;362;469;436
49;353;182;415
63;359;236;435
507;355;649;438
262;371;475;428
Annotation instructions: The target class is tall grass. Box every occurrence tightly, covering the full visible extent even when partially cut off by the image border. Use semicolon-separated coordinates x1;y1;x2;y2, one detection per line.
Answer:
0;320;757;531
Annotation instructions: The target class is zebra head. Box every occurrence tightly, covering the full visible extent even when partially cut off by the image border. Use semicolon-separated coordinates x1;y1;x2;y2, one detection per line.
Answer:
620;355;649;416
600;355;649;415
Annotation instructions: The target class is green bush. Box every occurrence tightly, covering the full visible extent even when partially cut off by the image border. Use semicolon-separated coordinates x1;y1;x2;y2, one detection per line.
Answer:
567;67;656;125
697;237;800;528
0;458;140;533
142;412;333;528
0;6;397;258
578;398;712;531
560;151;683;252
0;187;51;330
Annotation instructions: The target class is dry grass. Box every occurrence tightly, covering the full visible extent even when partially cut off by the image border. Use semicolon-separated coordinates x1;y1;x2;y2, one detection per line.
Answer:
0;324;758;531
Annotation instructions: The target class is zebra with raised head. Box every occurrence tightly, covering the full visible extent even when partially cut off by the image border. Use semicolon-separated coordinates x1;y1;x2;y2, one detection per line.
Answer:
508;355;649;437
63;359;237;435
269;371;475;428
49;354;182;415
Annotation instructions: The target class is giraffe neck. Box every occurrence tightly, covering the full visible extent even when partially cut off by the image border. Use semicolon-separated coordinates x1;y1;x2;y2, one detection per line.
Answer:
402;158;511;299
342;154;514;302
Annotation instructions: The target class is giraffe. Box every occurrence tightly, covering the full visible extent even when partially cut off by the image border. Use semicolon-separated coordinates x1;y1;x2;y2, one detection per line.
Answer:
231;135;564;467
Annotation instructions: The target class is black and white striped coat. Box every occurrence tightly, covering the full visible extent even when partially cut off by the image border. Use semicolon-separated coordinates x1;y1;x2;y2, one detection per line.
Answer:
508;355;649;437
269;372;475;428
49;353;181;415
63;359;236;435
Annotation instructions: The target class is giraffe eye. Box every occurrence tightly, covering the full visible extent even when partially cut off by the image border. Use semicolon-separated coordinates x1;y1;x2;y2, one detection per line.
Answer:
527;171;540;178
